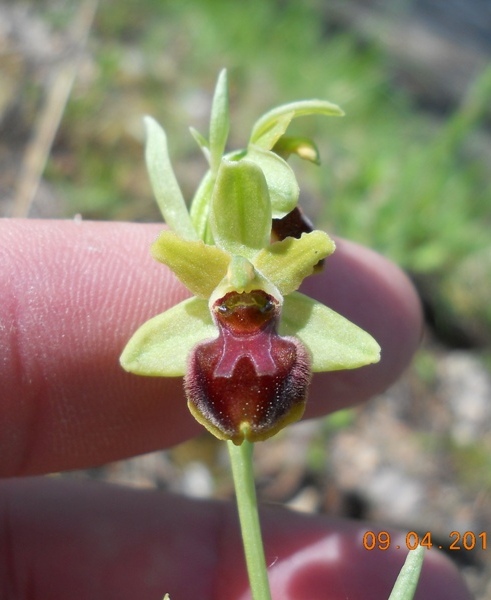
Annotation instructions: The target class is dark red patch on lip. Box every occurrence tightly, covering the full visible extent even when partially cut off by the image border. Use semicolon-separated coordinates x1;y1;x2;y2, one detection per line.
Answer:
184;290;311;444
271;206;315;241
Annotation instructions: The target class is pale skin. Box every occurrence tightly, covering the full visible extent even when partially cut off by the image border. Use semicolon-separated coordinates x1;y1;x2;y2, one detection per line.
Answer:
0;219;471;599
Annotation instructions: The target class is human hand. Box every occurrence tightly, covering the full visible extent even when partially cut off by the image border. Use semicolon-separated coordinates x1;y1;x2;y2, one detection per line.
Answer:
0;219;470;599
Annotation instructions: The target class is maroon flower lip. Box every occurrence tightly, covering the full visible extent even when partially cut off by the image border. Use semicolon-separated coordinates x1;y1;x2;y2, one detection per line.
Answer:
185;290;311;444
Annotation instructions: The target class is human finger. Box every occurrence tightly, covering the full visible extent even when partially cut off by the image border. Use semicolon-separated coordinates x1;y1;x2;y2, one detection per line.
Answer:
0;477;470;600
0;219;421;476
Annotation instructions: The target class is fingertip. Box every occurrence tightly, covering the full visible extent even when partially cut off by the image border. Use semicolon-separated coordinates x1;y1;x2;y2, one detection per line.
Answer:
256;510;471;600
0;221;423;474
3;479;470;600
301;238;423;416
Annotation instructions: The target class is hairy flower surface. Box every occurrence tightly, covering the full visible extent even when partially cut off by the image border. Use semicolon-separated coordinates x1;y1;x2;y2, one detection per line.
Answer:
185;289;311;444
120;70;381;444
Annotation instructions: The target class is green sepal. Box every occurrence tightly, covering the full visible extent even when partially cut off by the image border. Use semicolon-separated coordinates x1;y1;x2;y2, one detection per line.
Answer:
143;116;197;240
254;231;335;296
250;99;344;150
272;136;321;165
209;69;230;173
280;292;381;371
151;231;230;298
210;159;271;258
245;145;299;218
120;297;215;377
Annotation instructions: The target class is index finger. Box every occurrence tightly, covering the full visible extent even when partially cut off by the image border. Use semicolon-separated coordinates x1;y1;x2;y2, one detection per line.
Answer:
0;219;422;477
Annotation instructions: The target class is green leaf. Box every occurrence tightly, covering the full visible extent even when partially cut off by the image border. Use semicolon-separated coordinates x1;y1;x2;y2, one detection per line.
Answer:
280;292;381;371
388;545;425;600
210;159;271;258
151;231;230;298
209;68;230;173
254;231;335;295
245;145;299;218
120;298;215;377
250;99;344;149
144;116;198;240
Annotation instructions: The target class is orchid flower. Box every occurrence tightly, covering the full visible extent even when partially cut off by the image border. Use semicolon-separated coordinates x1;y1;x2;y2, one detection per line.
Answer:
117;72;427;600
120;70;380;445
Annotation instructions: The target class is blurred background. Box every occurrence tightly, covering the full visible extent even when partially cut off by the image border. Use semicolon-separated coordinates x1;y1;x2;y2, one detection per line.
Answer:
1;0;490;596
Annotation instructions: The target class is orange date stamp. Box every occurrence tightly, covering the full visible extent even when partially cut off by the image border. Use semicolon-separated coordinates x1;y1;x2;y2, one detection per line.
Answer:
362;530;487;551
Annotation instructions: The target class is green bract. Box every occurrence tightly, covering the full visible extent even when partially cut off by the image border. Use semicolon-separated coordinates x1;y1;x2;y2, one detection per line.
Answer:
120;70;380;443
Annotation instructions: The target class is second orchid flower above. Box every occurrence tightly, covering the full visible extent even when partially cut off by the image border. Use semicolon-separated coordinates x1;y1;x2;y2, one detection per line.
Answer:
120;70;380;445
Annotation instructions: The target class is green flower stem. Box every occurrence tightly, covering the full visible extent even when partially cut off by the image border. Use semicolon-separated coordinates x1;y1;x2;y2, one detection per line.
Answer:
227;439;273;600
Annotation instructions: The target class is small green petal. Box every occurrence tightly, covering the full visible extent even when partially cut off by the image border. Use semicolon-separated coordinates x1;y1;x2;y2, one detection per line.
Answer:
144;116;198;240
151;231;230;298
120;297;215;377
254;231;335;295
210;159;271;258
280;292;381;371
245;145;299;218
250;99;344;149
209;69;230;173
272;136;321;165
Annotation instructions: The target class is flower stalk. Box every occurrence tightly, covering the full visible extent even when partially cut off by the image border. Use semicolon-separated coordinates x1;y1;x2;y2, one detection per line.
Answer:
228;439;272;600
